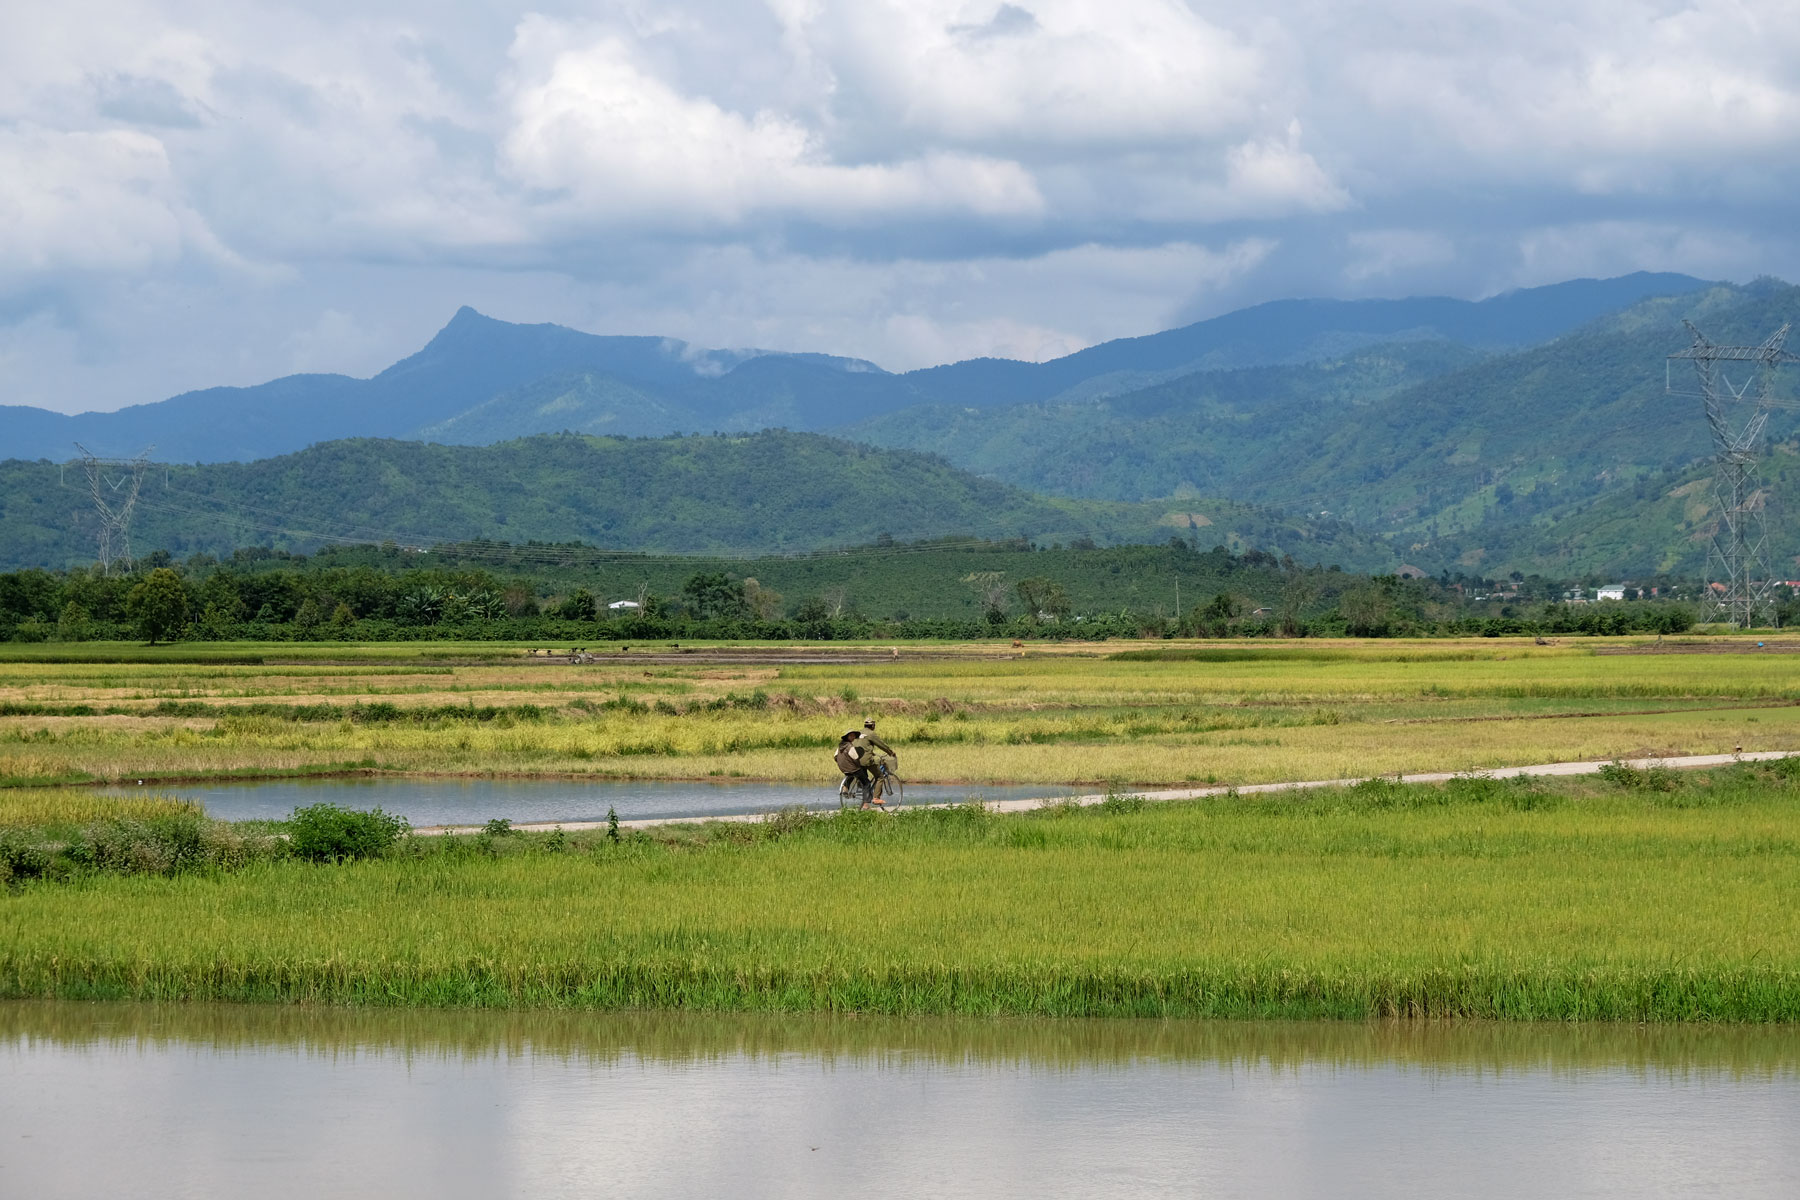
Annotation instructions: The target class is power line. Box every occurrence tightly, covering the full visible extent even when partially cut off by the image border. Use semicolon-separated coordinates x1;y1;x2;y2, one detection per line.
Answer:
1668;322;1799;627
72;443;153;575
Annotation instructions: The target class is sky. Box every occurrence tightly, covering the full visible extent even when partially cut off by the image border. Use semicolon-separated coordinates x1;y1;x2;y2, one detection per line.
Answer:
4;0;1800;415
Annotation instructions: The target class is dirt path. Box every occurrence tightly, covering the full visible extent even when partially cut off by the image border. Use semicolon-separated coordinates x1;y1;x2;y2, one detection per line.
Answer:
412;750;1796;836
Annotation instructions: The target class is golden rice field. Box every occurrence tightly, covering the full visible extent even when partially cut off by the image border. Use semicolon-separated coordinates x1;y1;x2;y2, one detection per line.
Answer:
2;636;1798;788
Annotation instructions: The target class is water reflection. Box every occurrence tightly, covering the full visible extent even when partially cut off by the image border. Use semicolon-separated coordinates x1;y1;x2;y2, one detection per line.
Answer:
4;1003;1798;1199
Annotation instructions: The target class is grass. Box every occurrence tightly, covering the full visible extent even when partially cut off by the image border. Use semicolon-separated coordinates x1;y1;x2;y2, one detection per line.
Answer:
0;789;202;831
3;765;1800;1020
3;636;1800;788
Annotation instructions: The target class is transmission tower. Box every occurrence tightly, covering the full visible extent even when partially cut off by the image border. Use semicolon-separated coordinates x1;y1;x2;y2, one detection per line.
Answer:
1667;323;1798;628
73;443;154;575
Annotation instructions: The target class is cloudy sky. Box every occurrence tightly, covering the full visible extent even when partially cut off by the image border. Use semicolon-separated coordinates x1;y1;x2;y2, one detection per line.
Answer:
5;0;1799;414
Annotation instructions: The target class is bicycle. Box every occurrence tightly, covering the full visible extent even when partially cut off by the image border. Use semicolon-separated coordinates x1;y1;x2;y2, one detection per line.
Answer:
839;755;903;810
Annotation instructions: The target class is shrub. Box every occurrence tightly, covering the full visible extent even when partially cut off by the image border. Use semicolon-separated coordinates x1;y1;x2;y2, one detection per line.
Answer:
483;818;514;836
53;811;279;877
65;812;214;875
1597;761;1681;793
287;803;409;862
1099;789;1147;814
0;830;51;885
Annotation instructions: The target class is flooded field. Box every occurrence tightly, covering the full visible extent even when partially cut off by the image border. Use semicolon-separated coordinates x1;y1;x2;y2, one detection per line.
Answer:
104;776;1074;825
3;1003;1797;1199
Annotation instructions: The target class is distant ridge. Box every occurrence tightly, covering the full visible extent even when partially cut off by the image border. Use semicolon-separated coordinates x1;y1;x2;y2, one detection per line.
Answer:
0;273;1710;464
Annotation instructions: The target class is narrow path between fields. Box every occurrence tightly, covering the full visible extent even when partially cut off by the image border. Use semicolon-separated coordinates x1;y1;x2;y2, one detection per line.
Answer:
412;750;1797;837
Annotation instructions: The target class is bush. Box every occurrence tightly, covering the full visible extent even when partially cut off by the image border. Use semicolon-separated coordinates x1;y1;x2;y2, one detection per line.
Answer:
287;803;410;862
1597;760;1681;792
1099;789;1147;814
54;811;280;877
65;812;214;875
0;829;51;885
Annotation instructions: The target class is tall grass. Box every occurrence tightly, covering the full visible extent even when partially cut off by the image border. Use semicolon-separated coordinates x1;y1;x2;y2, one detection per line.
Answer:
4;769;1798;1020
0;789;201;829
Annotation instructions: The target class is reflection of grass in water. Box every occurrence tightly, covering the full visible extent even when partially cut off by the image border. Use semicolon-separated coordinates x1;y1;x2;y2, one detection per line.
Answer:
5;768;1800;1021
5;1001;1798;1078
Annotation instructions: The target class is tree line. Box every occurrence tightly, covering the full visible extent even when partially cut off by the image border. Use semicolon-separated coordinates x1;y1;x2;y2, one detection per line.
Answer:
0;541;1711;644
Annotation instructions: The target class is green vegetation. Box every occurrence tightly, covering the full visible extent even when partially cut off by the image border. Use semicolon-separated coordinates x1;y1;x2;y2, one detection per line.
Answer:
843;339;1481;505
286;802;409;862
0;431;1394;571
1;536;1706;644
3;764;1798;1020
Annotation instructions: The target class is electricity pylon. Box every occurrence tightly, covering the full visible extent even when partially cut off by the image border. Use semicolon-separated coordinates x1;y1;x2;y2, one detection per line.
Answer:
1668;323;1797;628
73;444;153;575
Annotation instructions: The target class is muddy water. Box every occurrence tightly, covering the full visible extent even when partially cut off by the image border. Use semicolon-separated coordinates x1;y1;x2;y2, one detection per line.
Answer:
2;1003;1796;1199
105;776;1075;826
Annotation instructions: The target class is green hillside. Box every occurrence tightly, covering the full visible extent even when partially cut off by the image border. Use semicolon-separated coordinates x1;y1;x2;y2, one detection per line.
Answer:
0;432;1399;571
1442;443;1800;579
841;339;1484;501
843;282;1800;574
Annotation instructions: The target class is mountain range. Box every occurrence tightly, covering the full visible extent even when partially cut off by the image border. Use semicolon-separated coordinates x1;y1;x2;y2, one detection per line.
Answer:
2;272;1707;464
8;267;1800;580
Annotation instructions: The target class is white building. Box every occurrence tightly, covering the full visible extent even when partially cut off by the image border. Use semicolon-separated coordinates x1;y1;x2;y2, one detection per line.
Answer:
1595;585;1627;601
608;600;642;611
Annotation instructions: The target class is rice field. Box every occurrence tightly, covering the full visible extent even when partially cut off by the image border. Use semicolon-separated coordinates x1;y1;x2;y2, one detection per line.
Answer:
2;636;1798;788
5;766;1799;1020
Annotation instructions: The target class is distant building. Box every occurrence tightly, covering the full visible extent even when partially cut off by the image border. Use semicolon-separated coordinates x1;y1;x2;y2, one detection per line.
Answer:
608;600;641;611
1596;585;1627;601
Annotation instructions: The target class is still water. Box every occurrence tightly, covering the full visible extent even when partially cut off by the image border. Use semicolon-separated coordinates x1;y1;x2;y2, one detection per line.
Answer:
2;1003;1797;1199
104;777;1075;826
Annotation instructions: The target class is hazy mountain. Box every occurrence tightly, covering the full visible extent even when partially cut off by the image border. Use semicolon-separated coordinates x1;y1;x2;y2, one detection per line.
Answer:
0;311;888;464
895;271;1712;408
0;272;1709;464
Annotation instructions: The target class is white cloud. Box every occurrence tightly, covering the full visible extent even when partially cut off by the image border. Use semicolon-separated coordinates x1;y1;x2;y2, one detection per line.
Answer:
498;18;1045;231
0;128;192;277
4;0;1800;414
1511;220;1764;288
772;0;1271;151
1329;0;1800;187
1345;229;1457;284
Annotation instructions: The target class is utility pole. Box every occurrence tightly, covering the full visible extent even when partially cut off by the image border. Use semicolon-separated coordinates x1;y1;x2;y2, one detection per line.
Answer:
1668;323;1798;628
72;443;154;575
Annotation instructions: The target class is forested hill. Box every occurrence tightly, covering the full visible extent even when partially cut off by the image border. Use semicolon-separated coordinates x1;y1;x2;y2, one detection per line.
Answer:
844;280;1800;576
0;432;1398;571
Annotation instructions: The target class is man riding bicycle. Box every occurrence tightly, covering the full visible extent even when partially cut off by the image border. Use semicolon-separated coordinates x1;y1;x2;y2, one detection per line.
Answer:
835;718;898;808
